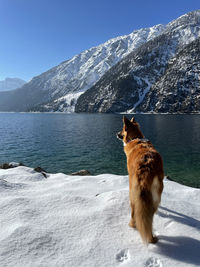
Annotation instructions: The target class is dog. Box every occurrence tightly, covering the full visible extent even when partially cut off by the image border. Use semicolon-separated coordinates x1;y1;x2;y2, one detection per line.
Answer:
117;116;164;244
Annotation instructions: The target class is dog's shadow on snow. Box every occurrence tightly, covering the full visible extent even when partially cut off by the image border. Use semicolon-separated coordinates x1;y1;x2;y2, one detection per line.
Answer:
155;235;200;265
154;206;200;265
158;206;200;230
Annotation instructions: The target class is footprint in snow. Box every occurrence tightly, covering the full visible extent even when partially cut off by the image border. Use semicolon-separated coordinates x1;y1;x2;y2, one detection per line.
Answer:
145;257;162;267
164;220;174;228
116;248;130;263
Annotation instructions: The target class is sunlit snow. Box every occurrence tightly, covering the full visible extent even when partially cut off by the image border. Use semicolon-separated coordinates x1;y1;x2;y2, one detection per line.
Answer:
0;166;199;266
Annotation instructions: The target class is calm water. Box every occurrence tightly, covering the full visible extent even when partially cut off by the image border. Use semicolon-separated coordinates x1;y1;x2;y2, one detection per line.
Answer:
0;113;200;188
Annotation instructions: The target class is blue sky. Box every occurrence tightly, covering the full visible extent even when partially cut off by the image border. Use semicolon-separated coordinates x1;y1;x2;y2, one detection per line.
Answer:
0;0;199;81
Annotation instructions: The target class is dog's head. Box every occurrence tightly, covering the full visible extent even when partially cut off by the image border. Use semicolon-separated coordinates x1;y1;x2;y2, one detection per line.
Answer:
117;116;144;144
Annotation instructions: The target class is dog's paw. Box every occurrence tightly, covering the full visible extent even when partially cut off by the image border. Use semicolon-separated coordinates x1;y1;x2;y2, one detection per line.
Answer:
149;236;158;244
128;219;136;228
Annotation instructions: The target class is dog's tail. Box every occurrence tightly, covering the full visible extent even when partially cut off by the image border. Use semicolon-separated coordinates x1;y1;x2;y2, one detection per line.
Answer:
134;176;161;244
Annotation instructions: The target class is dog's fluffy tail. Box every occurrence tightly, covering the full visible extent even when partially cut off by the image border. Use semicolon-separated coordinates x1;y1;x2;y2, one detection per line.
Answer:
134;184;156;244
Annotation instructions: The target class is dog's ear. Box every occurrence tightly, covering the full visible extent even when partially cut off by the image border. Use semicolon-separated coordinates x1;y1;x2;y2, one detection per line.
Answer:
130;117;136;123
123;116;132;130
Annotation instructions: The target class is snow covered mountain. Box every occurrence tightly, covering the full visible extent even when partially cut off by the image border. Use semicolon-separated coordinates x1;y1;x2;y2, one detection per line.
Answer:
0;78;26;92
76;10;200;113
0;24;165;112
1;10;200;113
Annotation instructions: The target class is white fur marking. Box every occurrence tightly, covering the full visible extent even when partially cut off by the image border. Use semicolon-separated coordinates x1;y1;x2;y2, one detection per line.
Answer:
151;176;160;205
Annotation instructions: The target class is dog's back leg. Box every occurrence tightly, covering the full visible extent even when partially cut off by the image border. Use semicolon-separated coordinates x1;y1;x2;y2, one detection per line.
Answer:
129;202;136;228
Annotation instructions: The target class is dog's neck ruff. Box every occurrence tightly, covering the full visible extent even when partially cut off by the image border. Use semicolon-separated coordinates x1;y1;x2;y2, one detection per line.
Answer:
123;137;149;147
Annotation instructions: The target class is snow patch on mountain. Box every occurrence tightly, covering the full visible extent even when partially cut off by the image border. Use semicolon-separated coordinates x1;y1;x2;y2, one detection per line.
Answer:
41;92;84;112
127;77;152;113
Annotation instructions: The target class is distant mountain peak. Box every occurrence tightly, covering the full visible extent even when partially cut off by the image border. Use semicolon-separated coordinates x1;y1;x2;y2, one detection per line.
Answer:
0;78;26;92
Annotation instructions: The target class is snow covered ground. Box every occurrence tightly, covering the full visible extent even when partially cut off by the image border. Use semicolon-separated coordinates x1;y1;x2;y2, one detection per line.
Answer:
0;166;200;267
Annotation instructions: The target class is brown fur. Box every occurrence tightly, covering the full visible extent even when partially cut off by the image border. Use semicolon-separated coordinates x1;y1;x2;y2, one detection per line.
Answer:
117;116;164;244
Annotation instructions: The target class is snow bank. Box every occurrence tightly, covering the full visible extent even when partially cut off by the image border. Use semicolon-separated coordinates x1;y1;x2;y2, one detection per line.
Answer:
0;166;200;267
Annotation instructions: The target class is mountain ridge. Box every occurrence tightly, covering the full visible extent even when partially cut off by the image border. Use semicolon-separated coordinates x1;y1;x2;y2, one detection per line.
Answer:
75;10;200;113
0;24;165;112
1;10;200;113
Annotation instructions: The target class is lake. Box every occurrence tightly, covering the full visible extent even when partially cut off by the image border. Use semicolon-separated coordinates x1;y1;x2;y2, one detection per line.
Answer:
0;113;199;188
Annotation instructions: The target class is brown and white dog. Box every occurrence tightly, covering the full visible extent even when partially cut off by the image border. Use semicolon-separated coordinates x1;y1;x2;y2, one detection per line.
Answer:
117;116;164;244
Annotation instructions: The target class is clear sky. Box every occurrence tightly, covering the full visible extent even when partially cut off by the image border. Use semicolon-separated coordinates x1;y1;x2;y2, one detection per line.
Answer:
0;0;199;81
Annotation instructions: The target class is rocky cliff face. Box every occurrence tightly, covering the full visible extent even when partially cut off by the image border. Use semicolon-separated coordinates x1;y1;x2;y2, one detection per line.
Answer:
75;10;200;113
139;38;200;113
0;24;164;112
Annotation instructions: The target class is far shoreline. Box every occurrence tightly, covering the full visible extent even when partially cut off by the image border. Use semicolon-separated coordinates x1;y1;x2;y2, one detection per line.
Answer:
1;111;200;115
